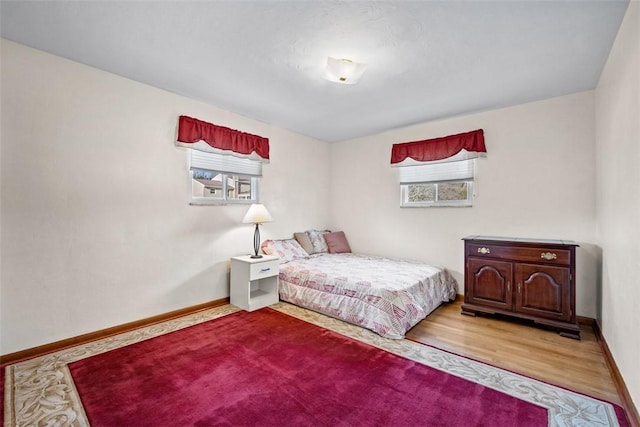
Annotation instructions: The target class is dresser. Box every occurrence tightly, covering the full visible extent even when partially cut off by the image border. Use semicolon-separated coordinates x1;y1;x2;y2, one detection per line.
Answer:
461;236;580;339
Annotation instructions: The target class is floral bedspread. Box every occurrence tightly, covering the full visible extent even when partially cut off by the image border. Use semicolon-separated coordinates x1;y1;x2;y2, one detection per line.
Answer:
278;253;458;339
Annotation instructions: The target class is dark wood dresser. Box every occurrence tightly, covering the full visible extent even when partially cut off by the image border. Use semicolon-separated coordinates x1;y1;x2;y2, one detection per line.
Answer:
462;236;580;339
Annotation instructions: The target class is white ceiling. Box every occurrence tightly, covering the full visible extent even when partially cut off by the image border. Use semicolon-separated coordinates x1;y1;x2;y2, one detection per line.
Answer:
0;1;629;142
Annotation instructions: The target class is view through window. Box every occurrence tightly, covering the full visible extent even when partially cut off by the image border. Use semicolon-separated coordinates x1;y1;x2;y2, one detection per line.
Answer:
402;181;472;206
191;169;255;201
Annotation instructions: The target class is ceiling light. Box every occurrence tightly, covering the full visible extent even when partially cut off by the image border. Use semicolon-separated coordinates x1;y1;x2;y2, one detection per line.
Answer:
323;57;367;85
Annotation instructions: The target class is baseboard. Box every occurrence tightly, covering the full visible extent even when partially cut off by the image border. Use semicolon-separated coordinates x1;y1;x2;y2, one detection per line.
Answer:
0;298;230;366
592;319;640;427
577;315;594;326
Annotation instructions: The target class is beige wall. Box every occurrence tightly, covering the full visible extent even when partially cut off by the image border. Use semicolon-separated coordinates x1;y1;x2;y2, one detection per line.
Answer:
329;91;598;318
1;8;638;409
595;1;639;410
0;39;330;354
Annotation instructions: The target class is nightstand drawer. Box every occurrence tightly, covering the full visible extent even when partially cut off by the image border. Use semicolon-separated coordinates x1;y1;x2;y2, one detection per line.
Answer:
249;260;279;280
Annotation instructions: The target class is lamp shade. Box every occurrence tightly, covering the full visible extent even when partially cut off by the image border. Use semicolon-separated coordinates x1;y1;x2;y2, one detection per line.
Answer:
242;204;273;224
323;57;367;84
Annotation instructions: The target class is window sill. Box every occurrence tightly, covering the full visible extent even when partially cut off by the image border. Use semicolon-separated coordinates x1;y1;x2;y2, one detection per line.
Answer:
401;203;473;208
190;198;255;206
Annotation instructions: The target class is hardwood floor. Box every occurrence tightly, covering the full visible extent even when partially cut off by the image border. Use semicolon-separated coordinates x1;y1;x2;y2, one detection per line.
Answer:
406;298;621;405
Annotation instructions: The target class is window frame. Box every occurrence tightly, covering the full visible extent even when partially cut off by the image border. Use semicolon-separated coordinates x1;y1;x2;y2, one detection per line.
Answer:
189;151;261;206
398;158;476;208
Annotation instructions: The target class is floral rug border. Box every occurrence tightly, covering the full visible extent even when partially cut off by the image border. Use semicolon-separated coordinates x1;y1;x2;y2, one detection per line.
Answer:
4;302;622;427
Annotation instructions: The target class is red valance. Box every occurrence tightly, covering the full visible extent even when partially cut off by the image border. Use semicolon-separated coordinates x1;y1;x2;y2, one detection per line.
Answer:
390;129;486;165
177;115;269;160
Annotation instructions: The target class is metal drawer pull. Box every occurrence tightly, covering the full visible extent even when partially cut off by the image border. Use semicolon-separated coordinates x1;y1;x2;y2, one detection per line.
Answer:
477;247;491;255
260;267;271;272
540;252;557;260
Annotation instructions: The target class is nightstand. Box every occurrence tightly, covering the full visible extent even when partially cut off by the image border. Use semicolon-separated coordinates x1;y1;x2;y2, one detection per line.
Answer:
230;255;280;311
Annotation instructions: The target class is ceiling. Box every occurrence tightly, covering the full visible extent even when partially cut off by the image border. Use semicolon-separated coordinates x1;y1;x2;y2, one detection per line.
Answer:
0;1;629;143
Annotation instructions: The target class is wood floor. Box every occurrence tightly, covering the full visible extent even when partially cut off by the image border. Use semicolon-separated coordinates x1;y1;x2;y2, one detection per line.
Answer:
406;298;621;405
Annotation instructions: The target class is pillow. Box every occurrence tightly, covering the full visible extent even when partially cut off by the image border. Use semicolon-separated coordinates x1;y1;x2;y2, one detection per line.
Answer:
306;229;330;254
324;231;352;254
293;232;315;255
261;239;309;263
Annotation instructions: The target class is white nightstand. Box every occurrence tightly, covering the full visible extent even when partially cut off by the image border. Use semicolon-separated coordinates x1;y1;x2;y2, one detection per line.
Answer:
230;255;280;311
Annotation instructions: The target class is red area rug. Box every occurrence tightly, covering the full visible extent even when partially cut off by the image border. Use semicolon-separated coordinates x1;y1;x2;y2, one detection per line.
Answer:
69;308;546;426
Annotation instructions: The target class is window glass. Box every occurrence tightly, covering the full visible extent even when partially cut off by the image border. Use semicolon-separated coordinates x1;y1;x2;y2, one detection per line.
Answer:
438;182;468;201
401;181;472;207
407;184;436;202
227;175;253;200
192;169;224;200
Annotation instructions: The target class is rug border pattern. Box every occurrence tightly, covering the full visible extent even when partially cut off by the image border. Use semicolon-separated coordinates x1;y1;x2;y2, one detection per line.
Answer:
3;302;622;427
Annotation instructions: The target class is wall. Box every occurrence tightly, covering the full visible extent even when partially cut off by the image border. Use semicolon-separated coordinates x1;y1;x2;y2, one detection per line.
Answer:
0;39;330;355
329;91;598;318
595;1;639;410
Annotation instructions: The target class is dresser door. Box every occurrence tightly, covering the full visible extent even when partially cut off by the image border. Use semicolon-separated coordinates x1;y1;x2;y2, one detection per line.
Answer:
466;258;513;311
514;263;571;321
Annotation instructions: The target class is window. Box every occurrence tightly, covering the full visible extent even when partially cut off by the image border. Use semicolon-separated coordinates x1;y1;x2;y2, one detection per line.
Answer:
401;181;473;207
399;159;474;207
190;150;261;205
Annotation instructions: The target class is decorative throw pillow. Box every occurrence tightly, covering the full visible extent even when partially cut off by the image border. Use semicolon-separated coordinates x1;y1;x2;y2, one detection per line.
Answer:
324;231;352;254
261;239;309;263
306;229;330;254
293;232;315;255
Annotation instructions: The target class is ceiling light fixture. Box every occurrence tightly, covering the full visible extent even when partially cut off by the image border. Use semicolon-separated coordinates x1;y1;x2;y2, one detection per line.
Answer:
322;57;367;85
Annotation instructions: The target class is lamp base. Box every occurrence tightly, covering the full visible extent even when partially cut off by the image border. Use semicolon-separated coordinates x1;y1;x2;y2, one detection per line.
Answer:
251;223;262;258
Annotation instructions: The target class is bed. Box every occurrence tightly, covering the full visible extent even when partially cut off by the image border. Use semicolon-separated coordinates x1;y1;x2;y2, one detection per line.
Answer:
261;234;457;339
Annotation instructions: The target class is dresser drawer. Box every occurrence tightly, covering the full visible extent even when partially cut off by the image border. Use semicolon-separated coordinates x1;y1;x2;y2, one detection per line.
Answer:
249;259;279;280
467;243;571;265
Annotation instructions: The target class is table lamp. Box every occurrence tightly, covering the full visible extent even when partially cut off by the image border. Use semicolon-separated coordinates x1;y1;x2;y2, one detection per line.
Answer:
242;204;273;258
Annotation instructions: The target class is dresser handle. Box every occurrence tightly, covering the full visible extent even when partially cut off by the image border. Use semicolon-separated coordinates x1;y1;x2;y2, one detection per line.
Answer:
507;281;511;292
260;267;271;272
540;252;557;260
477;247;491;255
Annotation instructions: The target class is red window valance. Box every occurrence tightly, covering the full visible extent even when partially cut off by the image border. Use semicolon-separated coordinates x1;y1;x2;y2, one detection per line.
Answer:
176;115;270;161
390;129;486;165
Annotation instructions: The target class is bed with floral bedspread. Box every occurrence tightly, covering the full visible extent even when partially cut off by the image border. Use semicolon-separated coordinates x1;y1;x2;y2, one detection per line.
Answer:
277;253;457;339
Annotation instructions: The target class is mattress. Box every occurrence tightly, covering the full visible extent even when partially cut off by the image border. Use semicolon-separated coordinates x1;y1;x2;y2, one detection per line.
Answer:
278;253;458;339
